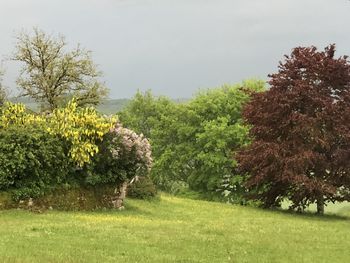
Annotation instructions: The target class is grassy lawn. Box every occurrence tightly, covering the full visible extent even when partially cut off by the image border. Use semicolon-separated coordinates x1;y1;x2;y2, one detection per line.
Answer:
0;194;349;263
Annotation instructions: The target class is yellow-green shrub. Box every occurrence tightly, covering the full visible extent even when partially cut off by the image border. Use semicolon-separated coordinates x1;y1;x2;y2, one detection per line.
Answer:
47;99;116;166
0;102;45;128
0;100;154;207
0;99;117;167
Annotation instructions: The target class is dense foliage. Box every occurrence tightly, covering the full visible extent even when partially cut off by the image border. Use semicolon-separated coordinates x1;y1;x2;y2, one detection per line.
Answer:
2;38;350;214
0;102;45;127
237;45;350;213
119;90;174;139
48;99;116;166
84;123;152;186
0;100;116;167
0;100;152;206
0;126;70;201
120;80;265;201
127;176;157;199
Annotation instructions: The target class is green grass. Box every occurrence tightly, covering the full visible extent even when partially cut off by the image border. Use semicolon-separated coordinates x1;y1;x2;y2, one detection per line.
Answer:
0;194;349;263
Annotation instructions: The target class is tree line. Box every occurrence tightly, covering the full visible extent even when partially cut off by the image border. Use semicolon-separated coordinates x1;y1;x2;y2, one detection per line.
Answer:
119;45;350;214
1;29;350;214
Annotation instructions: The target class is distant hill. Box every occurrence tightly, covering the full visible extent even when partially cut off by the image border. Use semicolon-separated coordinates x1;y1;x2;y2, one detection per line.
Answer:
97;99;131;114
7;97;189;115
9;97;40;112
8;97;130;114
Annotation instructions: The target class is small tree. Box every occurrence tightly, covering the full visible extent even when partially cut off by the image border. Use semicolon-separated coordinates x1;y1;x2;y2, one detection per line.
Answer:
0;70;7;106
237;45;350;214
119;90;174;139
13;28;108;111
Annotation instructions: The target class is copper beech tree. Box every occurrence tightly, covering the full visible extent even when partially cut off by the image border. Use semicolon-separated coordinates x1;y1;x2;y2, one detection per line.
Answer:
237;45;350;214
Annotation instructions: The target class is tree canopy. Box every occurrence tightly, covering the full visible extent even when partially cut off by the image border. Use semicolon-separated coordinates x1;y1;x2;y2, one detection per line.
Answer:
13;28;108;111
237;45;350;214
120;80;265;199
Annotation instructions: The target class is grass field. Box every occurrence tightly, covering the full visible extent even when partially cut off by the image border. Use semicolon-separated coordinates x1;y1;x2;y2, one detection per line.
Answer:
0;194;349;263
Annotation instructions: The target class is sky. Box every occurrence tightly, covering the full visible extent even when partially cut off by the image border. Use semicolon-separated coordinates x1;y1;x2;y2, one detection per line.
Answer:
0;0;350;99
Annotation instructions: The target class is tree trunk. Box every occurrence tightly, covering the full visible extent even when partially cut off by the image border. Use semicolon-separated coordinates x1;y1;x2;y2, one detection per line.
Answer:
112;181;128;210
316;194;324;215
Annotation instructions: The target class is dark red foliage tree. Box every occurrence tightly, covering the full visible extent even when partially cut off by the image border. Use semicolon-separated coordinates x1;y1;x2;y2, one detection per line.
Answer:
237;45;350;214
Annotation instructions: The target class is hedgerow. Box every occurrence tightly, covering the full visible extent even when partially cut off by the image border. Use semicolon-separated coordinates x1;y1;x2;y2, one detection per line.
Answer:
0;100;153;208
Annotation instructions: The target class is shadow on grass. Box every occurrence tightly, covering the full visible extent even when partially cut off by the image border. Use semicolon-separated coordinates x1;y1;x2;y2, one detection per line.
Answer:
73;197;162;218
173;193;350;222
262;206;350;222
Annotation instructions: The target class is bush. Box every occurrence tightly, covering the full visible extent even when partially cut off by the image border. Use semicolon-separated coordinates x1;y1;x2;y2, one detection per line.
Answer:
0;100;153;209
0;126;71;201
48;99;116;166
84;123;152;186
127;177;157;199
0;100;116;167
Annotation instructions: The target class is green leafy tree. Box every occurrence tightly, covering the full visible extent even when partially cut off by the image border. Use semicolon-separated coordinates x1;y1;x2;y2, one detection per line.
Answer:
118;90;182;189
120;80;265;199
13;28;108;111
119;90;174;139
154;81;265;196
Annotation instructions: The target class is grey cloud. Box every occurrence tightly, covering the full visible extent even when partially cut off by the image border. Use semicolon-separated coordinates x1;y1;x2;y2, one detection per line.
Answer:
0;0;349;98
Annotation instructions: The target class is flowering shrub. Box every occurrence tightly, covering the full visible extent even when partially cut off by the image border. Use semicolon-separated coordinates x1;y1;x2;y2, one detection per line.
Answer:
0;101;152;208
0;102;45;128
48;99;116;166
111;123;152;173
84;123;152;186
0;100;116;167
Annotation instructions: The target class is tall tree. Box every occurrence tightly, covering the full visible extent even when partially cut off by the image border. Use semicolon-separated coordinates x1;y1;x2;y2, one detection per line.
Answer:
120;80;265;198
237;45;350;214
13;28;108;111
119;90;174;139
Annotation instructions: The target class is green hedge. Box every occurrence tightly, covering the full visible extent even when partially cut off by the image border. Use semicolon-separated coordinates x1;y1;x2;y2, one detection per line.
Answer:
0;126;71;201
0;121;154;209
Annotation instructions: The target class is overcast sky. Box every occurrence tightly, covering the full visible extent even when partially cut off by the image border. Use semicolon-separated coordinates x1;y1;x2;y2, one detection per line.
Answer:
0;0;350;98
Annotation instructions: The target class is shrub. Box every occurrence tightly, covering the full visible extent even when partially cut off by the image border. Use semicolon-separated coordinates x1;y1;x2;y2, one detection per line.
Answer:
0;100;116;167
0;102;45;128
84;123;152;186
0;100;150;209
0;126;71;201
47;99;116;166
127;177;157;199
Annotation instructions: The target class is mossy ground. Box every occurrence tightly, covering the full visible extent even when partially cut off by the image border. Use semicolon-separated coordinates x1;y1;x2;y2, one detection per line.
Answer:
0;185;118;211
